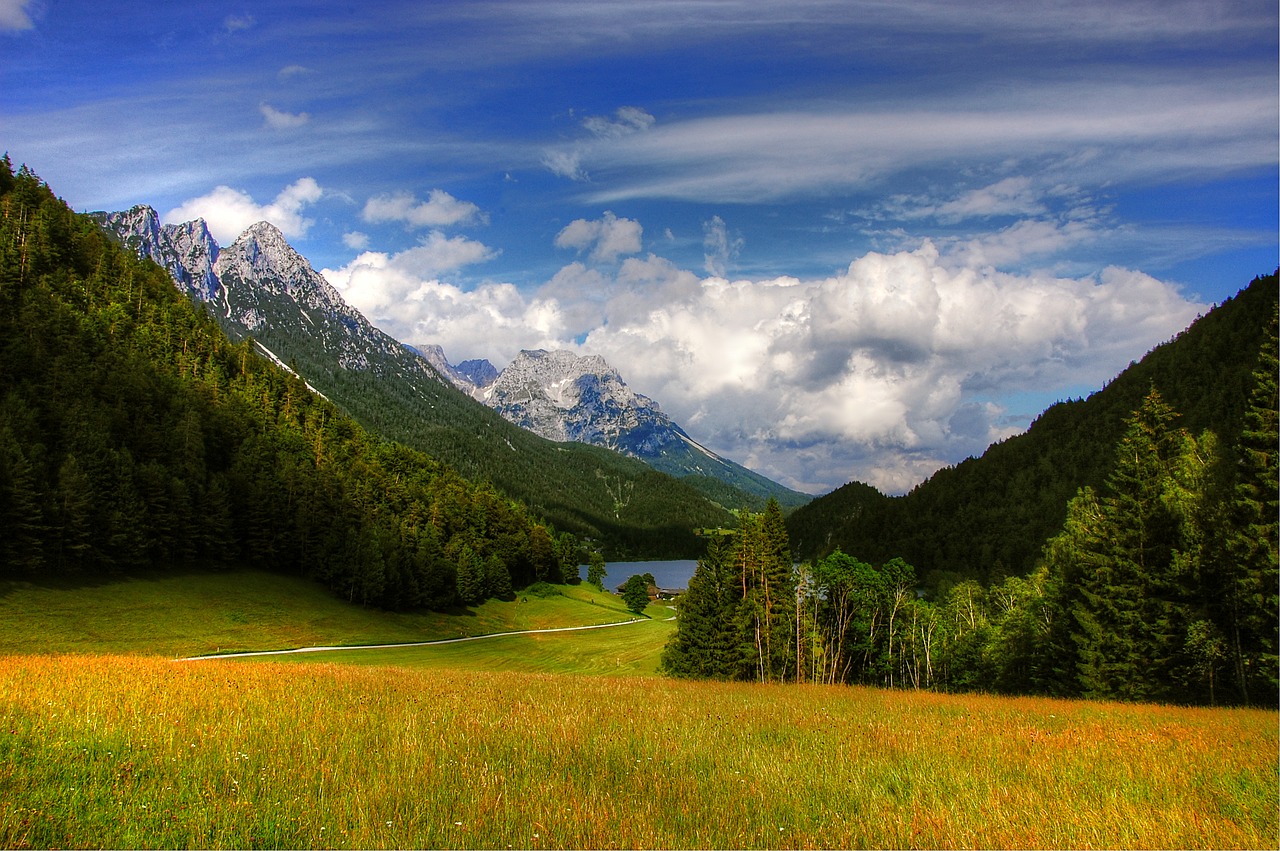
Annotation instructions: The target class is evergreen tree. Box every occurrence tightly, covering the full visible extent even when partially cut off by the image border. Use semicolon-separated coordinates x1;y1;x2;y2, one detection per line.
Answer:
661;535;737;678
484;554;514;601
454;545;487;605
1213;308;1279;704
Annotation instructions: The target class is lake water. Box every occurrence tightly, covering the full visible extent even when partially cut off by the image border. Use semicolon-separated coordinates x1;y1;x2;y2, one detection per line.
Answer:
577;559;699;591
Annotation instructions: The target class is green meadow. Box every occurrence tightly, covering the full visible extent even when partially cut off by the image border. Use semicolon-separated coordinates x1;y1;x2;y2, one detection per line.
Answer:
0;570;1275;850
0;571;649;659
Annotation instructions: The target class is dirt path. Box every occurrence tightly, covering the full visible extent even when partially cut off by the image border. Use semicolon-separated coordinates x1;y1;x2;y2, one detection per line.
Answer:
178;617;653;661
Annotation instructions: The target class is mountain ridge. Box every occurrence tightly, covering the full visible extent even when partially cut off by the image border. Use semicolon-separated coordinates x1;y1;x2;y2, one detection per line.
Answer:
93;205;746;555
95;206;808;514
437;346;811;508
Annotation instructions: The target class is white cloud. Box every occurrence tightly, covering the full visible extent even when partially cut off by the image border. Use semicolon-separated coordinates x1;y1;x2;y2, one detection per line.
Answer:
163;177;323;243
328;239;1204;494
541;149;587;181
554;211;642;263
583;106;655;138
389;231;499;277
702;215;743;277
882;176;1053;223
572;78;1276;204
260;103;310;130
361;189;486;229
223;14;254;34
0;0;34;30
278;64;313;79
321;251;554;367
342;231;370;250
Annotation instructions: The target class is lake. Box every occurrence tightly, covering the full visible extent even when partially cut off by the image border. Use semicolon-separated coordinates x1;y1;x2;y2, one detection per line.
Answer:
577;559;699;591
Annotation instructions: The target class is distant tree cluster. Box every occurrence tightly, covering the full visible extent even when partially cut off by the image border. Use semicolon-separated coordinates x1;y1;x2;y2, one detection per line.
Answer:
666;337;1278;706
0;158;583;609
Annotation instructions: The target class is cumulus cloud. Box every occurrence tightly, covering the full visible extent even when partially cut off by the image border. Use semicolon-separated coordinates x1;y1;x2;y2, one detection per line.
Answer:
260;103;310;130
326;237;1204;494
361;189;486;229
577;245;1203;492
164;177;323;243
321;250;554;366
0;0;34;30
554;211;642;263
311;192;1205;495
342;231;370;250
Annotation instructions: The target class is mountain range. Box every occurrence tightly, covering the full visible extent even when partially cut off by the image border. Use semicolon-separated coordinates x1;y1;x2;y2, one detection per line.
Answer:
91;206;805;554
88;202;1277;588
435;346;808;508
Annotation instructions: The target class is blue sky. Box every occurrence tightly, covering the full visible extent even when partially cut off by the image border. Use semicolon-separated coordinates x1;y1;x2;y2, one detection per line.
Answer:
3;0;1276;494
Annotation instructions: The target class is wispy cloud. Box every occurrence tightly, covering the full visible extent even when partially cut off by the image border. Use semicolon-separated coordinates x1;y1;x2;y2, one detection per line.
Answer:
222;13;255;35
277;64;313;80
259;103;310;130
582;106;655;138
702;216;742;278
570;78;1275;204
0;0;34;31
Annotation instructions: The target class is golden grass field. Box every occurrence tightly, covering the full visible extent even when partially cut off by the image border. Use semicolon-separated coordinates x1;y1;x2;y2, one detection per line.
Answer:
0;571;1275;849
1;654;1276;849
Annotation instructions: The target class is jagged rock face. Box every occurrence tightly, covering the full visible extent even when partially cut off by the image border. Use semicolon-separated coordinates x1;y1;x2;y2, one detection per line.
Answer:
97;212;448;386
91;206;220;302
455;358;499;389
411;344;493;398
213;222;359;333
484;349;687;454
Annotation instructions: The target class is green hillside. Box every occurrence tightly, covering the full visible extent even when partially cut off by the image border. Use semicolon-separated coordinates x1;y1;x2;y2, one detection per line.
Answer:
0;159;715;609
249;315;737;555
788;273;1279;588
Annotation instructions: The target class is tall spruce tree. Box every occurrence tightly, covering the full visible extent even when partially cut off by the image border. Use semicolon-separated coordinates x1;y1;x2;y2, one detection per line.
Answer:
1213;308;1279;704
661;534;738;678
1067;388;1214;701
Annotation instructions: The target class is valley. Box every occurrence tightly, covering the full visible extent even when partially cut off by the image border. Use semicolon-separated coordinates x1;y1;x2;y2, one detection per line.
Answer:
0;160;1275;850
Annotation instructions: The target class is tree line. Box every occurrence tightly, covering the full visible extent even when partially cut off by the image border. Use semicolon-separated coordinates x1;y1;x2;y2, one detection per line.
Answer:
0;158;584;609
665;321;1277;706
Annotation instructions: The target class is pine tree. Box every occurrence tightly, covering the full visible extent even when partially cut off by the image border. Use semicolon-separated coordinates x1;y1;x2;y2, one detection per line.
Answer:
1065;388;1211;701
661;534;736;678
1215;308;1279;704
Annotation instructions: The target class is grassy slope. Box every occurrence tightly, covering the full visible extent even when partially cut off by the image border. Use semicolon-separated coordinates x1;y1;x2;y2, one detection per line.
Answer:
0;570;665;664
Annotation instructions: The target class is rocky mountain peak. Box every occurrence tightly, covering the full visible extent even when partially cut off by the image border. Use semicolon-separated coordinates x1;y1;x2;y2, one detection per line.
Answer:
216;222;346;314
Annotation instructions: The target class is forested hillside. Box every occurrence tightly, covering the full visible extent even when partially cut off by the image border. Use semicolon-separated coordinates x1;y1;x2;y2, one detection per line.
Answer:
668;330;1278;705
0;159;596;608
787;273;1279;589
93;205;739;556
